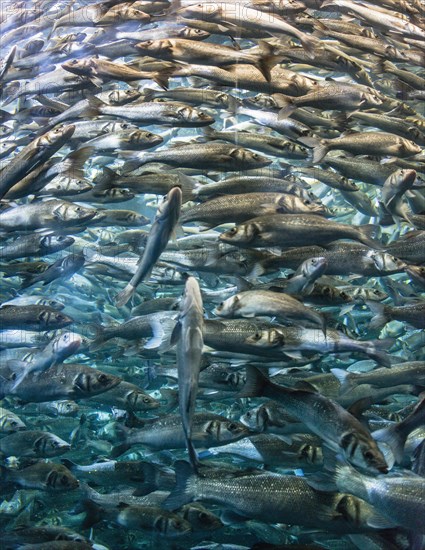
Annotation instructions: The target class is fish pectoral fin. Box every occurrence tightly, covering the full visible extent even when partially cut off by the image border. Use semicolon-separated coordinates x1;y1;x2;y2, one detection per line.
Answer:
170;321;182;346
366;510;398;529
220;510;249;524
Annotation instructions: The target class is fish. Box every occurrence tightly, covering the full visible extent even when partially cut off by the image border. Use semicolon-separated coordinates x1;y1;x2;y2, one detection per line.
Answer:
214;290;327;333
327;458;425;533
239;366;391;473
164;461;394;532
0;462;79;491
0;363;121;402
115;186;182;307
0;430;70;458
219;214;382;249
0;408;26;433
110;412;250;457
172;276;204;468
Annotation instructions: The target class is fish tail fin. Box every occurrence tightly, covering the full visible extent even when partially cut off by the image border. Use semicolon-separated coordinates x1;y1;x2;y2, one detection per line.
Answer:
320;0;336;9
88;325;109;352
115;283;136;308
110;442;131;459
162;460;196;511
274;94;296;119
358;224;383;249
145;314;177;352
373;425;405;464
142;88;157;102
248;261;266;280
300;34;319;60
366;301;389;331
365;346;391;368
330;368;354;394
186;437;200;473
152;68;173;90
237;365;268;398
298;136;328;164
334;458;367;498
60;459;78;472
81;499;104;530
19;274;35;290
255;40;282;82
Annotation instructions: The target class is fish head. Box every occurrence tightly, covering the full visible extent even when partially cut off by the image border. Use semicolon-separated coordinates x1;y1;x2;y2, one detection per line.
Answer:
53;202;96;223
40;433;71;456
302;256;328;277
37;124;75;148
399;137;422;156
170;105;214;126
232;147;271;168
219;419;250;442
46;466;79;490
244;93;277;109
240;404;268;432
369;251;406;272
56;400;80;416
107;89;141;105
154;514;192;537
298;442;324;466
41;234;75;251
219;221;260;246
181;503;223;531
72;371;120;396
128;390;161;410
62;58;96;76
130;130;163;147
42;175;93;195
340;431;389;474
51;331;82;359
38;309;73;329
245;328;283;347
137;39;171;55
352;287;387;302
213;294;239;317
178;3;220;19
1;414;26;432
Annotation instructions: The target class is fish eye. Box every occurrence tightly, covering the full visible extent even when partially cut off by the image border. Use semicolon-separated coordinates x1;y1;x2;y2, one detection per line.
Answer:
143;397;151;403
98;374;108;383
227;422;237;430
252;331;261;341
70;59;79;65
229;227;237;234
245;411;251;418
61;476;69;485
304;200;311;205
373;290;381;295
323;287;331;295
363;450;375;460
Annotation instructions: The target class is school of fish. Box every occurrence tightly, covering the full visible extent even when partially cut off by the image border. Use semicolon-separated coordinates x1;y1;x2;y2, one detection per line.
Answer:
0;0;424;548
